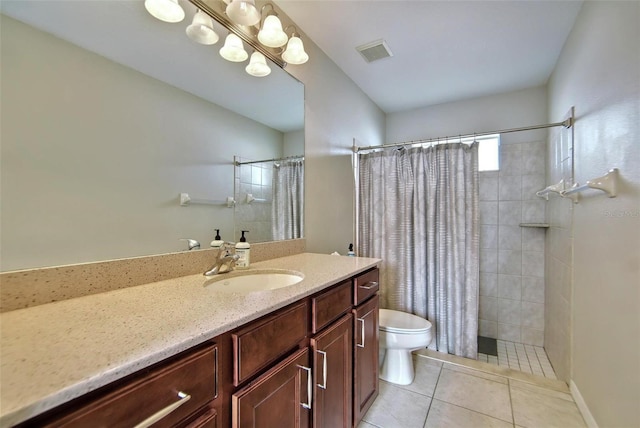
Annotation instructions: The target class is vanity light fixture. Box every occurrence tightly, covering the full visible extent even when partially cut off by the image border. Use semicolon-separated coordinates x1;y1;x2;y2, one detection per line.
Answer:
144;0;185;23
145;0;310;77
245;51;271;77
186;9;219;45
219;33;249;62
226;0;261;26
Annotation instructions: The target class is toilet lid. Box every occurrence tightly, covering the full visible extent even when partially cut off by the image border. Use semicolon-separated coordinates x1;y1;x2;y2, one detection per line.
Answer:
379;309;432;334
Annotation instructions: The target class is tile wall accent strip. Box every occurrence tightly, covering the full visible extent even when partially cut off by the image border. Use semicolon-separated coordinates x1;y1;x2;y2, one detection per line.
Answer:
0;239;305;312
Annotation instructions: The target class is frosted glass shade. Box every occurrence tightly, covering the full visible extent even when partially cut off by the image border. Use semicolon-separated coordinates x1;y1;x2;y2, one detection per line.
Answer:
186;10;219;45
257;15;288;48
282;36;309;65
144;0;185;23
219;34;248;62
245;52;271;77
225;0;260;26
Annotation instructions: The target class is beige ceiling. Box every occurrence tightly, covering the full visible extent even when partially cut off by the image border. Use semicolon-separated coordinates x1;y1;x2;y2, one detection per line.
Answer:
276;0;584;113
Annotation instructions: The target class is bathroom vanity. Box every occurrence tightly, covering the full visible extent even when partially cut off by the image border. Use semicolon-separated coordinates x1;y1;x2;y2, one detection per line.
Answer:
0;253;380;428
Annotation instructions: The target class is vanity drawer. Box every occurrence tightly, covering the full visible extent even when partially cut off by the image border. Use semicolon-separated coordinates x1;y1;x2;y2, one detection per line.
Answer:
40;344;218;428
353;268;379;305
311;279;352;334
232;301;308;386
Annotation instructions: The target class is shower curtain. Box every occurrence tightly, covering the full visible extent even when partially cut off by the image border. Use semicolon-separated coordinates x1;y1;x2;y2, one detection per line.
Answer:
358;143;479;358
272;159;304;240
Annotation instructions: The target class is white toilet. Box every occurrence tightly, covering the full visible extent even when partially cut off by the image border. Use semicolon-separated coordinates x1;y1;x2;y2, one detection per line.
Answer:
379;309;433;385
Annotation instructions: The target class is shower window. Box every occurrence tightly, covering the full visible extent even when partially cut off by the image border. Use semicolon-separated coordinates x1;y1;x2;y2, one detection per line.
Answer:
477;134;500;171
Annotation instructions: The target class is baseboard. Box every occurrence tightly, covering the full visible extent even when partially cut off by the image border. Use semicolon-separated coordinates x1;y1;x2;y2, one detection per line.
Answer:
570;380;598;428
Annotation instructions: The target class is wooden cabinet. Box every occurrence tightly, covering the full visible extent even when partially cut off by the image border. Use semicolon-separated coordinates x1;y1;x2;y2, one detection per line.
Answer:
230;269;379;428
311;313;353;428
25;343;220;428
352;278;380;427
232;348;311;428
22;267;380;428
232;301;308;386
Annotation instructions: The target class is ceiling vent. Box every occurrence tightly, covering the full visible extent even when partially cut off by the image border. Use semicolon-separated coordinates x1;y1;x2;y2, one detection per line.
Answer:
356;39;393;63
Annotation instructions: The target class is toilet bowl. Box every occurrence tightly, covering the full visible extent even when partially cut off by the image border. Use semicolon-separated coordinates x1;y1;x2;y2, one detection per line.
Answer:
379;309;432;385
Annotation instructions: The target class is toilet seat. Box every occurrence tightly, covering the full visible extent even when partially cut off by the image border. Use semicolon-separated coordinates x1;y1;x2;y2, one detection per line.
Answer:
379;309;431;334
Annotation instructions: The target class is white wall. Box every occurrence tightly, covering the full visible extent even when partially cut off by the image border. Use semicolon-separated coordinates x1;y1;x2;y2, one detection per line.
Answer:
387;86;548;145
0;16;283;270
547;2;640;427
285;36;386;255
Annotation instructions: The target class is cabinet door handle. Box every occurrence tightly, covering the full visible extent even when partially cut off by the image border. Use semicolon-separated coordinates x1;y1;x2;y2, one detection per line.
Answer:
133;391;191;428
297;365;312;410
357;317;366;348
317;350;327;389
359;281;378;290
214;346;219;399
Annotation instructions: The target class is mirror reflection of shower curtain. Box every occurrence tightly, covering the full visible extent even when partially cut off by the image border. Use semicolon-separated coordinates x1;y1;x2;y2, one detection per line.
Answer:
272;159;304;240
357;143;479;359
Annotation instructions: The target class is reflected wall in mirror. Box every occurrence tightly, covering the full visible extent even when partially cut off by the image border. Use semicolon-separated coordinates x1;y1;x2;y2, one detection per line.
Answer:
0;1;304;272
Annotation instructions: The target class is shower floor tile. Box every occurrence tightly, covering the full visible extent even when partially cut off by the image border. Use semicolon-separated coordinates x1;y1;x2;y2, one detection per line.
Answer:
479;340;557;379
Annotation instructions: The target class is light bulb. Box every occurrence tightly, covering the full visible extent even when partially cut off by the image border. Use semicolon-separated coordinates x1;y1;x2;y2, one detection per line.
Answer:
219;34;248;62
225;0;260;26
144;0;185;23
282;36;309;65
257;15;288;48
186;10;219;45
246;52;271;77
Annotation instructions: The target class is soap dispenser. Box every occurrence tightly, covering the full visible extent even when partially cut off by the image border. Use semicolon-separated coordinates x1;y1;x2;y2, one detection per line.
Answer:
347;243;356;257
235;230;251;269
210;229;224;248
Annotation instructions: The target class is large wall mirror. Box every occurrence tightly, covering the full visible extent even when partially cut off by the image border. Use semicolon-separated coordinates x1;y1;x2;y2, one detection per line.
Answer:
0;0;304;272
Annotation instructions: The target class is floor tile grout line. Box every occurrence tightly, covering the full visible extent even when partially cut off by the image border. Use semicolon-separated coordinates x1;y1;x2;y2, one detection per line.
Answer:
426;397;516;427
507;377;517;427
421;362;445;428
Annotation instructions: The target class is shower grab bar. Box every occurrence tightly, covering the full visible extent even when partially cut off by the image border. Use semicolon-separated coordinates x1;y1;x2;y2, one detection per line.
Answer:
560;168;619;204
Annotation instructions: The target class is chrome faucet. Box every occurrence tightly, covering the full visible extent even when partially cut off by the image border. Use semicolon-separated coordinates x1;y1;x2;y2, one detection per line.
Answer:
180;238;201;250
204;243;239;276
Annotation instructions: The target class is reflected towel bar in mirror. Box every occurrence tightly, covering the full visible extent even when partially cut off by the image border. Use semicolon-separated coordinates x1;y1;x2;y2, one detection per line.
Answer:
179;193;236;207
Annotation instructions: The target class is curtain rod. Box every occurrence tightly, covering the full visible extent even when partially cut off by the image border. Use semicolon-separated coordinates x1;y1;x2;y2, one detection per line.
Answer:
234;155;304;166
353;118;573;153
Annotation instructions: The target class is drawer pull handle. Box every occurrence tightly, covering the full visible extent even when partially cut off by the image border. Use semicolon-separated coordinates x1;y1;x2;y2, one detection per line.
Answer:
317;350;327;389
359;281;378;290
357;317;366;348
297;365;312;410
134;391;191;428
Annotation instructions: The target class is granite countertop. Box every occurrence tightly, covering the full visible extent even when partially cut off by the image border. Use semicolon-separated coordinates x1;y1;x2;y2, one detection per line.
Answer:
0;253;380;427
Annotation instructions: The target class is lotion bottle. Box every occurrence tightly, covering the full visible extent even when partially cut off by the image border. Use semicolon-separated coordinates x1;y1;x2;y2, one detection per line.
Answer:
235;230;251;269
210;229;224;248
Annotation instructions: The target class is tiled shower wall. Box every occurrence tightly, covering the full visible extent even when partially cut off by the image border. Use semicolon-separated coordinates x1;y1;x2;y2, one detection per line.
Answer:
235;161;273;243
478;141;547;346
544;125;574;382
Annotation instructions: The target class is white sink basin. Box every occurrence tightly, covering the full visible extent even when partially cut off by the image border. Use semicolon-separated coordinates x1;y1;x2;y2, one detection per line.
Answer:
203;269;304;293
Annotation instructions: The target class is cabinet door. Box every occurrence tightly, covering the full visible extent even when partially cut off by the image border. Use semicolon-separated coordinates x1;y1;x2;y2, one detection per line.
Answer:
232;348;311;428
352;295;379;426
311;313;353;428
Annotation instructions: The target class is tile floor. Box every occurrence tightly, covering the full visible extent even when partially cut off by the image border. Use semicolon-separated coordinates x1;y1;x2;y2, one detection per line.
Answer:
359;353;586;428
478;340;557;379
